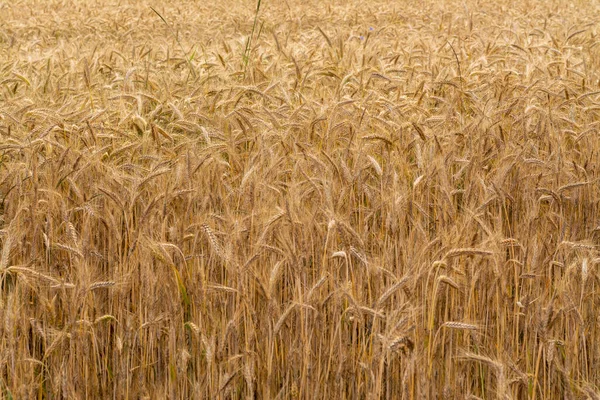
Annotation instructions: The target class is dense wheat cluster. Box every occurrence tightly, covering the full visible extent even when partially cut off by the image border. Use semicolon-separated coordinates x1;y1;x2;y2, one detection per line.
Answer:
2;0;600;398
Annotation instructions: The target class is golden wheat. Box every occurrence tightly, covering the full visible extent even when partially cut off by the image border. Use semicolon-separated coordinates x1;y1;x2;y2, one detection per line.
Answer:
1;0;600;398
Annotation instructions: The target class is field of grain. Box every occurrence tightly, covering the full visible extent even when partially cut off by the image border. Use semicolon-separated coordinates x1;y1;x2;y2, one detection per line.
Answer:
2;0;600;398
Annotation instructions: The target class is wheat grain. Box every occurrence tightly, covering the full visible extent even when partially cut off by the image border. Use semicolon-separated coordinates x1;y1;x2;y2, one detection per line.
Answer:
89;281;116;290
443;248;494;259
442;322;480;330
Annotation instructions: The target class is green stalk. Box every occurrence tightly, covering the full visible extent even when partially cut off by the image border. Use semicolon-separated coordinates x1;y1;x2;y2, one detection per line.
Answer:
243;0;263;75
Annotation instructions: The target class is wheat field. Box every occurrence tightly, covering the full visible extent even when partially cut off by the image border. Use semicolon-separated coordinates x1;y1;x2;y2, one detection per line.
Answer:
1;0;600;398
